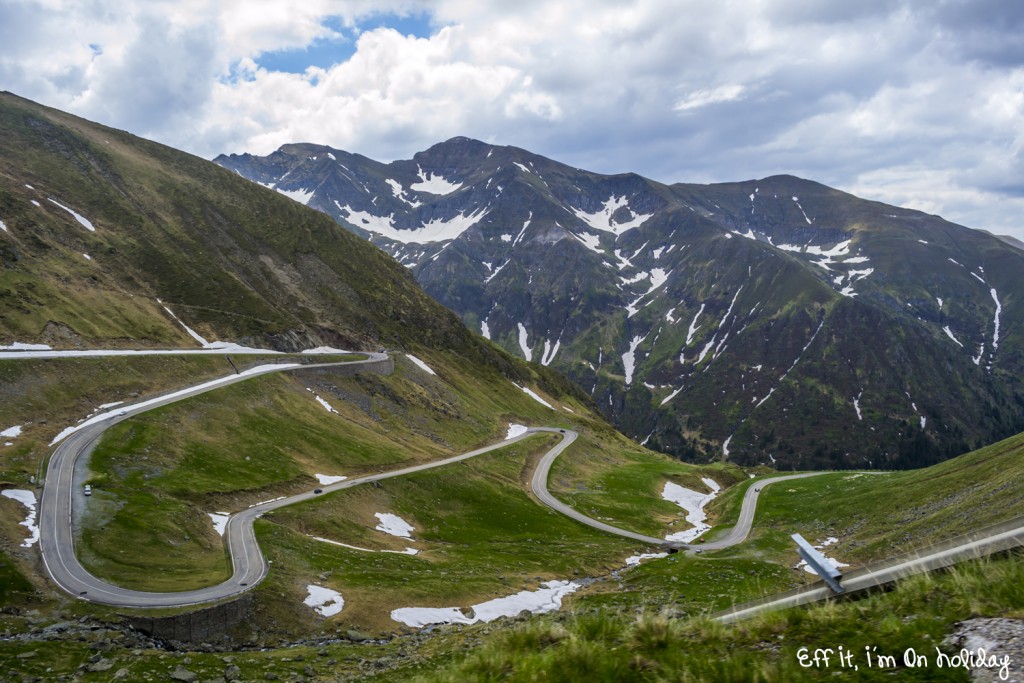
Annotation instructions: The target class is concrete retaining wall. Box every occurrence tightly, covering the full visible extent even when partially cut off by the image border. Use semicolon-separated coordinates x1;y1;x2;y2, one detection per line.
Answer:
293;356;394;379
127;594;253;643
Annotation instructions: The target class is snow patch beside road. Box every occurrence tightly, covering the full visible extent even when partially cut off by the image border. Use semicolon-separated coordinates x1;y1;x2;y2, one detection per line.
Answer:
796;537;849;575
506;424;529;440
2;489;39;547
662;478;720;543
624;552;669;566
315;474;347;485
208;512;230;537
0;342;52;351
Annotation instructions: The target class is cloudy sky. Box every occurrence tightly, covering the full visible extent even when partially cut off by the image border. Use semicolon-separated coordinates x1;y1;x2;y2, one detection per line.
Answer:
2;1;1023;238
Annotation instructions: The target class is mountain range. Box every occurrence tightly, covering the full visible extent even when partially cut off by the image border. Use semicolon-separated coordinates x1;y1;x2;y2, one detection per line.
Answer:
0;91;596;434
216;138;1024;469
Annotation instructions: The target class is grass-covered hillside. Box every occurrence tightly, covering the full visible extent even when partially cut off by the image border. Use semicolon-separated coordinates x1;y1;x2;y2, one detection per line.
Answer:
0;91;546;374
0;345;747;642
3;416;1023;680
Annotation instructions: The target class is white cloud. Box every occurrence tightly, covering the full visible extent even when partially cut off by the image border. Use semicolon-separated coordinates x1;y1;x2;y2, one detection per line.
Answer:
673;84;746;112
1;1;1022;239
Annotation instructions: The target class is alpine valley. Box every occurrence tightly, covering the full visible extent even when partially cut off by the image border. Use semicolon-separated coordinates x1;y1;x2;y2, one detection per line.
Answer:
4;92;1024;683
216;138;1024;470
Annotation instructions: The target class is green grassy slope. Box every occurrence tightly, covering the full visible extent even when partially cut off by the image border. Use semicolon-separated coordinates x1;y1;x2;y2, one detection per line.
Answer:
735;431;1024;563
70;349;736;633
405;553;1023;682
0;90;580;398
3;389;1023;677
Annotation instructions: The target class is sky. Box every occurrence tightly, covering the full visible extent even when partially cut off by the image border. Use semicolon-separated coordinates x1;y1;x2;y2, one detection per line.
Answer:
2;1;1023;239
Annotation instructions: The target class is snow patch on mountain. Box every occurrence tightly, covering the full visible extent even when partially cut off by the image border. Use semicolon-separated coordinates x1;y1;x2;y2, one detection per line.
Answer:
778;239;853;271
625;269;670;317
411;166;462;195
792;196;813;224
275;187;315;204
513;212;532;246
305;585;344;617
990;288;1001;353
406;354;437;375
306;388;339;414
375;512;414;538
973;344;986;366
756;318;826;409
162;305;211;347
943;325;964;348
540;338;561;366
517;323;533;361
386;178;422;207
47;198;95;231
337;203;487;243
685;303;705;346
573;231;603;253
661;386;683;406
622;334;647;385
512;382;555;409
572;195;652;236
690;288;742;366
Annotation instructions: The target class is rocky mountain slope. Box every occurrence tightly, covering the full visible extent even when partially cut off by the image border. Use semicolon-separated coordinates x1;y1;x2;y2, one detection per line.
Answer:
0;93;588;403
216;138;1024;469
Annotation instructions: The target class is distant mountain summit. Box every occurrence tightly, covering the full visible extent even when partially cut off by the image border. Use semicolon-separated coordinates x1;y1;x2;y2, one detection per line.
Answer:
215;138;1024;469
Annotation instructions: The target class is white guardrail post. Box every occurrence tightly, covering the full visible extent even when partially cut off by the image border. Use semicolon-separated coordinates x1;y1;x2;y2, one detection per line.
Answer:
792;533;845;594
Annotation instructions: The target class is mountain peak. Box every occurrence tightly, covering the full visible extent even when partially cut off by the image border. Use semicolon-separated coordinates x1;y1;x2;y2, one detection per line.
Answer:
216;137;1024;470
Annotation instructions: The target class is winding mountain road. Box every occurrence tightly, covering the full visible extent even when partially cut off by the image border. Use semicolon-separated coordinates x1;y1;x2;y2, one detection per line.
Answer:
32;348;1011;614
529;440;827;550
39;353;389;608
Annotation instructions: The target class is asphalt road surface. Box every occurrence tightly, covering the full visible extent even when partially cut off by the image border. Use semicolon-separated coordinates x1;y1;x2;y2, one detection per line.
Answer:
35;351;1021;614
37;356;576;608
530;440;827;551
38;354;391;608
717;517;1024;623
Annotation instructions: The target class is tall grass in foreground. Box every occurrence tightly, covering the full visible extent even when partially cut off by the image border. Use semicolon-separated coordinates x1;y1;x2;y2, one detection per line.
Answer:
412;553;1023;682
